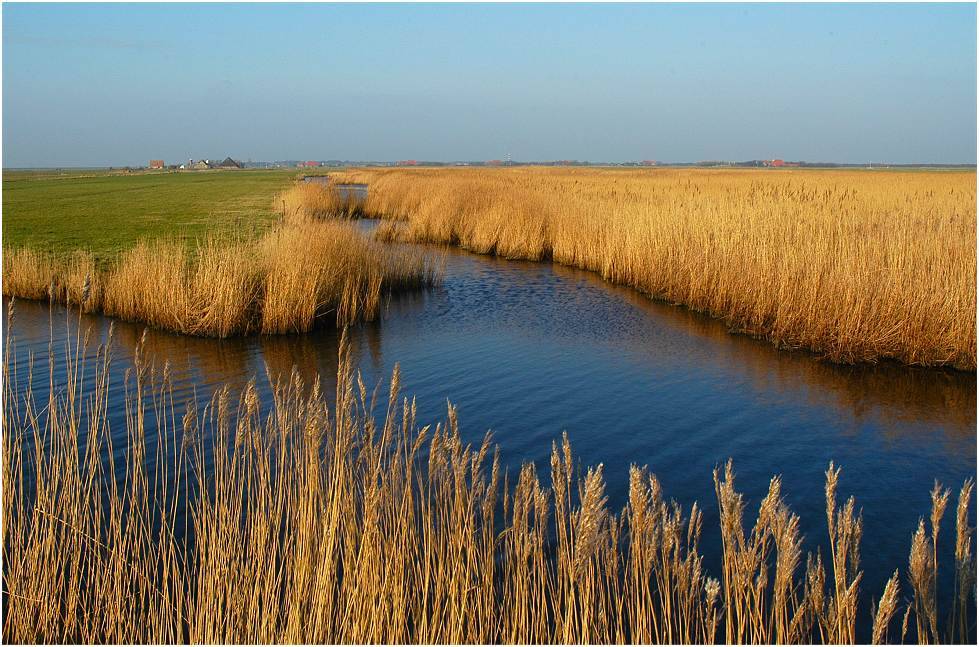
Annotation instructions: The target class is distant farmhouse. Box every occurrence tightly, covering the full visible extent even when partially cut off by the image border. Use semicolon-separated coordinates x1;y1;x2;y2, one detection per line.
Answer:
149;159;165;169
178;157;243;170
763;159;801;168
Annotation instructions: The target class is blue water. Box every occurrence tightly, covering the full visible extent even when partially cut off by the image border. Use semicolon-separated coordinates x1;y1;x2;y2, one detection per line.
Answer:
3;234;975;626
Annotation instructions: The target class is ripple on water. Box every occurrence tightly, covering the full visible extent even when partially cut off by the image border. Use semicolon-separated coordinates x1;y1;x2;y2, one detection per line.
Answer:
2;241;975;619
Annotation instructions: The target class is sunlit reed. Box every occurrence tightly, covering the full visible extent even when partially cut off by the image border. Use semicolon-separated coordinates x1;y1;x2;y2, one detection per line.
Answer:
334;167;976;369
3;314;974;643
2;220;440;336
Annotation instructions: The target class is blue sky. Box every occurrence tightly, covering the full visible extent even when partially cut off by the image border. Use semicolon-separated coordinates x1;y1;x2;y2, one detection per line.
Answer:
3;2;976;166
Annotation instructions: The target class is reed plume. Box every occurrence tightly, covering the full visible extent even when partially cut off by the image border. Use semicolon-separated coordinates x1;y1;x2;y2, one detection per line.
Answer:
2;317;976;643
3;220;440;337
329;167;977;369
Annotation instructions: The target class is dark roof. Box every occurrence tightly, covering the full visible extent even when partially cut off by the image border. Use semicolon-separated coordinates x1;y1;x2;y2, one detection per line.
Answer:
217;157;241;168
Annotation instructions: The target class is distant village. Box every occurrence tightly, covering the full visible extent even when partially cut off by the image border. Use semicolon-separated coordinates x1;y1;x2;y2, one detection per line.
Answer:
143;157;244;171
130;157;970;172
139;158;808;170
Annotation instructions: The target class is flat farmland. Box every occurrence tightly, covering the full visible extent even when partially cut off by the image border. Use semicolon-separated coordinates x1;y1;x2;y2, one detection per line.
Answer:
2;169;297;262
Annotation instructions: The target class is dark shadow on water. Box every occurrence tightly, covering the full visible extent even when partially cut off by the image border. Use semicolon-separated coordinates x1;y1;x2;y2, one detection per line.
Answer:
3;237;975;629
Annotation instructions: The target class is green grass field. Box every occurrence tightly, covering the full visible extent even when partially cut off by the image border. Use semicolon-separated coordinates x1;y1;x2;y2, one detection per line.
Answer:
2;169;298;263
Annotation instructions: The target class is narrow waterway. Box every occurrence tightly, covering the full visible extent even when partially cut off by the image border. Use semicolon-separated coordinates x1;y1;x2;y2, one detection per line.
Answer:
3;226;975;619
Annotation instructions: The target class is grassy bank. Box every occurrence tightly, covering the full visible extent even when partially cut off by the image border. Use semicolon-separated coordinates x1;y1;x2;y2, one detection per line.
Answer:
2;169;296;263
2;172;441;335
3;327;975;643
329;167;977;370
2;219;440;336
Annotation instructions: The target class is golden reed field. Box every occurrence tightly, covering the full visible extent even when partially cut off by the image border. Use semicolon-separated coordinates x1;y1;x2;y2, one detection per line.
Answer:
328;167;976;370
2;325;974;643
2;218;439;336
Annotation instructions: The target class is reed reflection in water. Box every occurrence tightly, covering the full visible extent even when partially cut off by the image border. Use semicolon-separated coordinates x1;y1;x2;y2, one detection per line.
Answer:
2;241;974;608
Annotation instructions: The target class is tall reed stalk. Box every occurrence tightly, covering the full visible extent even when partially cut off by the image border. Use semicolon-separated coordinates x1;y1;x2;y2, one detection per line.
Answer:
280;182;365;224
2;310;975;643
2;220;440;336
333;167;977;370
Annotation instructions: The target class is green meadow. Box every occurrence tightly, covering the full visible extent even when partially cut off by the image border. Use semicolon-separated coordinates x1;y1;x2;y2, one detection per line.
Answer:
2;169;298;263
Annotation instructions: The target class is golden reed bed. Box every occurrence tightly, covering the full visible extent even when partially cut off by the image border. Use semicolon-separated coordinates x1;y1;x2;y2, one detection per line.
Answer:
2;323;974;643
328;167;976;370
2;219;440;336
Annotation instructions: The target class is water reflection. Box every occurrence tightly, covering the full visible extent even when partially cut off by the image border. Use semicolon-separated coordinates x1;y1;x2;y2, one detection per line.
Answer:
301;175;368;200
3;239;975;613
5;245;973;450
550;260;976;438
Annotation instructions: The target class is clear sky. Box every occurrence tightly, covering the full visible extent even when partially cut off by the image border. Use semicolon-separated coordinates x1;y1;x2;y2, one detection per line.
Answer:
3;2;976;166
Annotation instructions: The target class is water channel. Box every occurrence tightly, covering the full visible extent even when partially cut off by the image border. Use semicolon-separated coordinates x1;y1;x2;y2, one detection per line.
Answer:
3;214;975;624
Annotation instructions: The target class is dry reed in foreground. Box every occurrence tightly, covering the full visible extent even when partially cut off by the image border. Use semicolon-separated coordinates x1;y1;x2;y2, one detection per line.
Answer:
2;315;974;643
332;167;977;370
2;220;440;336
